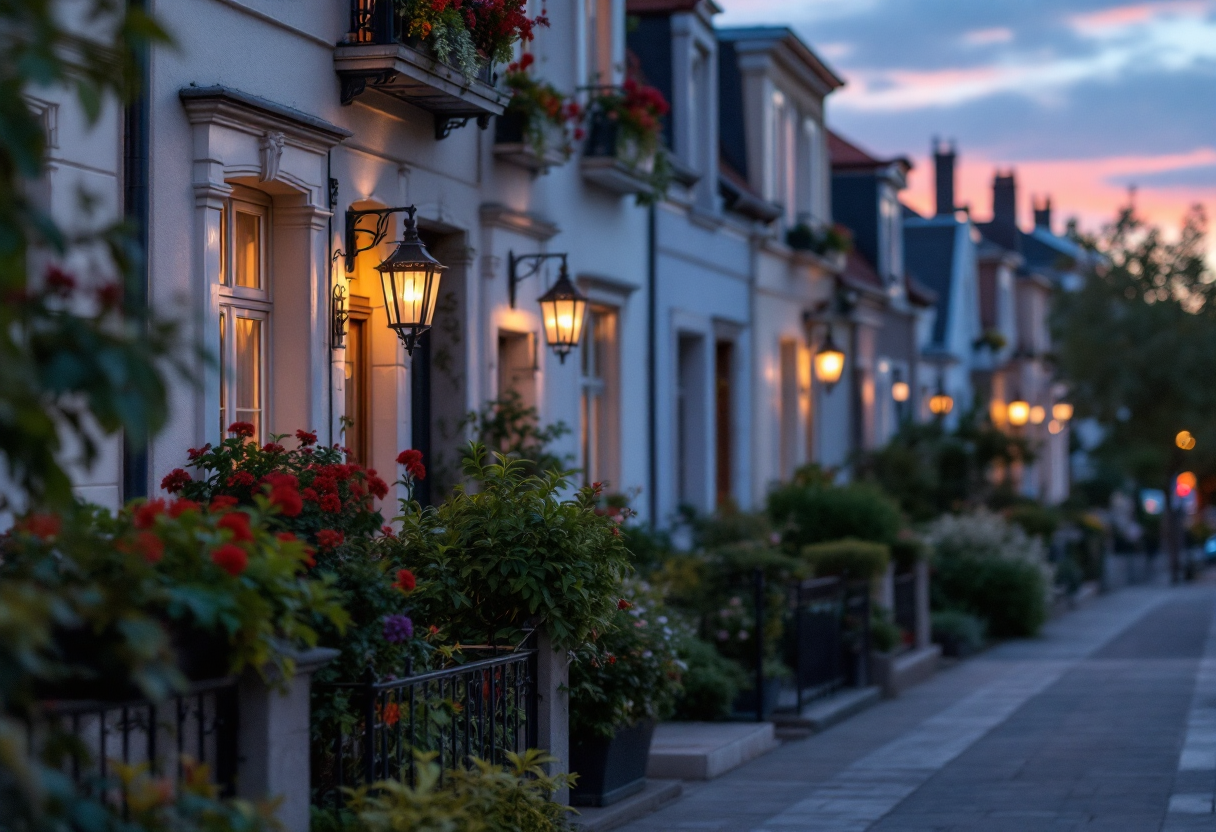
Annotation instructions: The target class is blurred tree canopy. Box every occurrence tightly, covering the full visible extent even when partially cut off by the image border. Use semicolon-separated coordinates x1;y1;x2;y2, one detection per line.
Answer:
1051;204;1216;490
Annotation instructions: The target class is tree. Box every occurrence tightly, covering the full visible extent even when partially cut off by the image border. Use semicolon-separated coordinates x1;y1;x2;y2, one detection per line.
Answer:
1052;204;1216;574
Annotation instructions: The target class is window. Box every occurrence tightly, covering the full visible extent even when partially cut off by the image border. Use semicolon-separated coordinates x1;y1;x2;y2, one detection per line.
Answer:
581;306;619;486
880;194;902;283
803;117;821;223
779;340;798;480
218;188;271;441
584;0;614;84
715;340;734;507
769;90;785;206
343;297;372;464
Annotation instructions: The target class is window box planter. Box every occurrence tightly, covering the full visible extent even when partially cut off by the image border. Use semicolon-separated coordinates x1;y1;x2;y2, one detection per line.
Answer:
336;1;508;140
493;111;569;172
569;719;656;807
580;114;657;196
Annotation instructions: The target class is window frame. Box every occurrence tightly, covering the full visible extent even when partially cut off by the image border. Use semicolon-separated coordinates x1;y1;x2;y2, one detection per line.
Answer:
579;303;620;488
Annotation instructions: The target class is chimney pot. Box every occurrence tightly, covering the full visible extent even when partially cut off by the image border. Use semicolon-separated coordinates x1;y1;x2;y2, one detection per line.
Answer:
934;139;956;217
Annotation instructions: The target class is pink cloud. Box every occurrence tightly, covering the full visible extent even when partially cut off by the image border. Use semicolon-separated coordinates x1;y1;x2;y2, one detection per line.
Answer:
1069;0;1212;32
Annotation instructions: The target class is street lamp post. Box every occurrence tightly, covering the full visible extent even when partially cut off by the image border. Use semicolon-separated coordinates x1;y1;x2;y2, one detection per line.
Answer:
1168;430;1197;583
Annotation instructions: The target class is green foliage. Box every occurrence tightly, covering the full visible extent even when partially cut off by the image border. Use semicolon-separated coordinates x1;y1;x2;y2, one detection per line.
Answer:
785;222;852;256
670;634;747;721
801;539;891;581
694;509;772;549
0;0;177;510
324;749;574;832
385;445;631;650
459;390;572;478
870;606;902;654
926;511;1050;638
854;417;1031;522
1005;503;1061;540
889;535;926;573
620;523;674;572
931;609;987;655
568;582;683;739
769;481;902;549
1053;204;1216;489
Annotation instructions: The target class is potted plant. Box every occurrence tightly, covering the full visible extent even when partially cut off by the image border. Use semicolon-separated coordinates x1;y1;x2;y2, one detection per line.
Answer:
396;0;547;81
568;583;683;807
582;79;673;201
495;53;582;171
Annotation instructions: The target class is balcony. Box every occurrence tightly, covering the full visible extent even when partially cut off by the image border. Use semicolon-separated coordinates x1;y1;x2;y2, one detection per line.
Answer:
579;112;658;197
335;0;509;140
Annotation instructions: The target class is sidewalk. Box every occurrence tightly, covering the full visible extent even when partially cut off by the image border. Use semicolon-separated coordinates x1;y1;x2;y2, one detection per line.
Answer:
614;584;1208;832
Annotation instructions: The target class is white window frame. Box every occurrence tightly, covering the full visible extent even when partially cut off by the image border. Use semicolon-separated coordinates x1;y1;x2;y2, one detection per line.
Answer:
217;186;272;441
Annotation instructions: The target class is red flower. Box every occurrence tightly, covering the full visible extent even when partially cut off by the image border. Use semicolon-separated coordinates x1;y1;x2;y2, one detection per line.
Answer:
316;529;344;550
45;265;76;295
396;449;426;480
295;429;317;446
211;543;248;576
261;443;285;454
187;444;211;461
133;499;167;530
210;495;239;511
607;654;617;665
227;422;256;438
168;498;200;518
135;531;164;564
161;468;192;494
96;282;122;310
394;569;417;592
319;493;342;513
313;475;338;495
217;511;254;543
271;487;303;517
18;513;61;540
617;598;632;610
226;471;256;489
301;487;319;503
368;475;389;500
381;525;397;538
275;531;297;543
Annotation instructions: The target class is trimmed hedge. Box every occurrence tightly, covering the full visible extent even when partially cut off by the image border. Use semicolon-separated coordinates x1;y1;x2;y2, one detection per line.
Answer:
932;555;1046;638
801;538;890;581
769;483;902;549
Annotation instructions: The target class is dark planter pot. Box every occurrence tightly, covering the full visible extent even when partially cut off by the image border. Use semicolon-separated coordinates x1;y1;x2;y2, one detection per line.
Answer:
731;676;781;719
584;111;619;159
495;110;527;144
569;719;655;807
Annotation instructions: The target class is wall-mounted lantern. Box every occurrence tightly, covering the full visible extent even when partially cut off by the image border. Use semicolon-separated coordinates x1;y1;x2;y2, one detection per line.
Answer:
813;327;845;390
1052;402;1074;422
344;205;445;355
891;381;910;402
1029;405;1046;425
508;251;588;363
928;387;954;416
1007;400;1030;427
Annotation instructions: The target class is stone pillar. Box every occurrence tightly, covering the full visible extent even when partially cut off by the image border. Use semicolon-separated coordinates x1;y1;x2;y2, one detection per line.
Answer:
534;630;570;805
237;646;339;832
915;560;931;649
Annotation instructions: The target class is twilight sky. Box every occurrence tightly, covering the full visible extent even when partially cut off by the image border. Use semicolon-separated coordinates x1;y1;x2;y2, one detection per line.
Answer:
716;0;1216;252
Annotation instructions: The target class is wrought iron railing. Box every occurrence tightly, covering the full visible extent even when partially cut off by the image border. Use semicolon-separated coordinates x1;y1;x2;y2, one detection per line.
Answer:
37;677;240;803
893;571;917;639
783;576;871;712
348;0;399;46
312;648;537;807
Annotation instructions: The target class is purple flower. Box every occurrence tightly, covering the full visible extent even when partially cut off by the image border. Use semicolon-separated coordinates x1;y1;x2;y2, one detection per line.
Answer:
382;614;414;644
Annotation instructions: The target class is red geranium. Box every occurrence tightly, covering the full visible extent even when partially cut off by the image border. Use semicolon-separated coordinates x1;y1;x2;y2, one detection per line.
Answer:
617;598;632;610
319;493;342;513
295;429;317;446
135;531;164;564
133;499;167;530
226;471;256;489
210;495;240;511
394;569;417;592
397;449;426;480
18;513;61;540
211;544;248;576
161;468;192;494
168;498;200;518
228;422;256;438
316;529;344;550
217;511;254;543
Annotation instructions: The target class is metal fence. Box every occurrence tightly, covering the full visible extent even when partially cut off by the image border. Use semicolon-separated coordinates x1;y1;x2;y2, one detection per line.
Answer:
312;648;537;807
893;571;917;638
783;576;871;713
38;677;240;803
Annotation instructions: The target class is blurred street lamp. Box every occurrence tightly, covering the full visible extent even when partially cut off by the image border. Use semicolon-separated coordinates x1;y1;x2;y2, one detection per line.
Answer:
1052;402;1074;422
1176;430;1197;451
1176;471;1197;498
928;387;954;416
891;381;910;402
814;328;845;390
1008;400;1030;427
1048;419;1063;435
1030;405;1046;425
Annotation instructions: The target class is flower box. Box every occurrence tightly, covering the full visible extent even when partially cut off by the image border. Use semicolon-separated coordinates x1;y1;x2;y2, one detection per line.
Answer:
580;115;657;196
494;111;569;172
569;719;656;807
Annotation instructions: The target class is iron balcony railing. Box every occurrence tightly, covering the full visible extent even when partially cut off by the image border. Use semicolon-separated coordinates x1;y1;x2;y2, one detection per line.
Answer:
312;647;537;807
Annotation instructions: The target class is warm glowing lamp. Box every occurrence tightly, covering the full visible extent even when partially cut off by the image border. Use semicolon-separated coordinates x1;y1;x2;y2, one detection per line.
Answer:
814;329;845;389
929;389;954;416
1007;400;1030;427
378;207;446;355
1177;430;1197;451
891;381;910;402
536;261;588;363
1029;405;1046;425
1052;402;1073;422
1048;419;1063;435
1176;471;1197;498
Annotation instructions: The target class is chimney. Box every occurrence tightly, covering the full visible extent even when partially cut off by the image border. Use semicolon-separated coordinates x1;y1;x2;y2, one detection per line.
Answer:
992;170;1016;229
933;138;955;217
1033;195;1052;231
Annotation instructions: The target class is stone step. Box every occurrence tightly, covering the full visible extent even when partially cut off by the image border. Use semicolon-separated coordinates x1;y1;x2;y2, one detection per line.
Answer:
646;721;779;781
571;779;682;832
771;685;882;733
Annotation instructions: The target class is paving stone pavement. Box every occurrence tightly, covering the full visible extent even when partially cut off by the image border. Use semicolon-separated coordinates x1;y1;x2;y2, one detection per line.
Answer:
612;583;1216;832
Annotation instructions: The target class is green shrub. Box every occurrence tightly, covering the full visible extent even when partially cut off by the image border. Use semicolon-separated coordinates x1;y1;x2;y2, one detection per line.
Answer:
320;749;574;832
671;635;748;721
568;583;683;739
1006;503;1061;539
870;606;902;653
384;445;631;650
620;523;674;571
801;539;890;581
931;609;987;655
769;482;902;548
695;510;771;548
